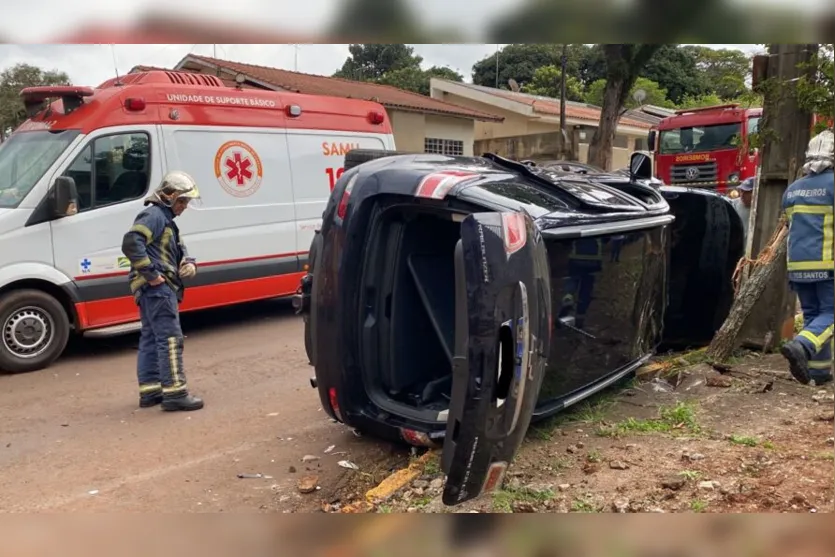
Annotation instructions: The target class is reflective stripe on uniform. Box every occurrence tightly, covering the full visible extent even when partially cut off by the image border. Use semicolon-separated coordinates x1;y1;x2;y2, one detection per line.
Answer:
139;383;162;393
798;325;835;352
129;223;154;243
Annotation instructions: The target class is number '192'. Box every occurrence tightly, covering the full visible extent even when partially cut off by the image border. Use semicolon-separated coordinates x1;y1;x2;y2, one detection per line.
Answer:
326;167;345;191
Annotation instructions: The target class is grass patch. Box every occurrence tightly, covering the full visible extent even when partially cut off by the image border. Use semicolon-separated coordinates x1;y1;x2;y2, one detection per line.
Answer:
552;456;571;471
679;470;702;481
690;499;708;513
586;449;602;463
596;401;701;438
814;451;834;461
492;485;555;513
729;435;760;447
570;496;598;513
527;389;621;441
422;453;441;477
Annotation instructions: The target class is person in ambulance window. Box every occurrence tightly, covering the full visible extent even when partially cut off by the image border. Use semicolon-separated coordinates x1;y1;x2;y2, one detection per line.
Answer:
121;171;204;411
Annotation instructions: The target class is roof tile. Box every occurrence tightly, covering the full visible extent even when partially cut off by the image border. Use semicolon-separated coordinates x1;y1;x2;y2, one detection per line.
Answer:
444;81;652;129
179;55;503;122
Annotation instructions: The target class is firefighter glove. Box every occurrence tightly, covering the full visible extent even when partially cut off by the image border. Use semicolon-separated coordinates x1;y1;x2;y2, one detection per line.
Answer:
179;261;197;279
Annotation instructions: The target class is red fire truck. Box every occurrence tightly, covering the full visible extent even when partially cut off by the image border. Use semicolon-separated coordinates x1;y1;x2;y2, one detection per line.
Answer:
648;104;762;196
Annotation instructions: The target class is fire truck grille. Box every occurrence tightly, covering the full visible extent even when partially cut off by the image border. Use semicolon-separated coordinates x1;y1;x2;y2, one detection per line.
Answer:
670;161;718;185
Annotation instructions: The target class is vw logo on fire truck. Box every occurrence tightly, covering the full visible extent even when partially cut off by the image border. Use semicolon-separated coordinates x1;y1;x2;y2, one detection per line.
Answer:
214;140;263;198
685;166;700;180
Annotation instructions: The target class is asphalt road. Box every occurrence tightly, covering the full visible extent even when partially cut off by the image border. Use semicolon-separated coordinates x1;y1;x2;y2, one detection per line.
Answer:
0;299;398;512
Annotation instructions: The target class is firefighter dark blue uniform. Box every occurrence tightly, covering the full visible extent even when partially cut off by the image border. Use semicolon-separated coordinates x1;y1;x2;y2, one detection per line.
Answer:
121;172;204;411
779;157;834;385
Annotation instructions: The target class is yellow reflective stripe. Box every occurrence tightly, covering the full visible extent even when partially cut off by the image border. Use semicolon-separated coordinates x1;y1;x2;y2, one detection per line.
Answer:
809;360;833;370
162;385;188;394
133;257;152;269
823;214;833;262
799;325;834;352
785;204;833;216
787;260;835;271
167;336;180;389
160;227;174;267
139;383;162;393
130;223;154;243
130;275;147;292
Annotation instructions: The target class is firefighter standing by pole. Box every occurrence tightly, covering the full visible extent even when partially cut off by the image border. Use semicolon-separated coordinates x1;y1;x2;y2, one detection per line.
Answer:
779;130;834;386
121;171;205;411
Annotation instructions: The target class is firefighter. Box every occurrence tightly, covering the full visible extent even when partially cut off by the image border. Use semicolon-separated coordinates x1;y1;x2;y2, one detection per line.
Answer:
121;171;204;410
779;130;834;386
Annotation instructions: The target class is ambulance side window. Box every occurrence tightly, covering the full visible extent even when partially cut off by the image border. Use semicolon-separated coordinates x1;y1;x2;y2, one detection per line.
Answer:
62;132;151;212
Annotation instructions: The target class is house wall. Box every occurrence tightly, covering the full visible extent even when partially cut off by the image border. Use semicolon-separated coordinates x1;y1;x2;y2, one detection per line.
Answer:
389;110;475;156
389;110;426;153
436;89;645;169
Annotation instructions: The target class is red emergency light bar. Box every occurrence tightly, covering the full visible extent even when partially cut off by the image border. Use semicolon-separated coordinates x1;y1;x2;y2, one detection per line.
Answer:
673;103;741;115
19;85;95;117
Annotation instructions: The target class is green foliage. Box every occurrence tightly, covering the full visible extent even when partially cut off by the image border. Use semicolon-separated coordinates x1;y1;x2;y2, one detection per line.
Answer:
333;44;423;81
376;65;463;96
0;63;70;139
677;92;726;109
585;77;676;109
796;44;834;133
471;44;594;90
639;44;708;105
521;65;585;102
333;44;463;96
681;45;752;100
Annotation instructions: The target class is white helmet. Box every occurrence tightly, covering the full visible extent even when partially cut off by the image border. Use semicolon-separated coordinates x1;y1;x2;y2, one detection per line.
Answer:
145;170;201;207
802;130;834;175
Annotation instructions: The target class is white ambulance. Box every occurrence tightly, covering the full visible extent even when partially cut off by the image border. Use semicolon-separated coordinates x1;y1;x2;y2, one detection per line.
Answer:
0;70;396;373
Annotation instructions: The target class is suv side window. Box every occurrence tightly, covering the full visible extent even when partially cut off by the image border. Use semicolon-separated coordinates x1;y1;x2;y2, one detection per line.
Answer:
62;132;151;211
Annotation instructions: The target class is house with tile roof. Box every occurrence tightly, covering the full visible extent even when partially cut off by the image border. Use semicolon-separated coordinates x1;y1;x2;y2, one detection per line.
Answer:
429;78;657;169
166;54;503;157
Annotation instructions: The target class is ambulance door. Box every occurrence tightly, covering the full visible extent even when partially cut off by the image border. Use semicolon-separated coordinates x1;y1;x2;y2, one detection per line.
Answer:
285;131;390;262
160;125;299;303
50;125;162;329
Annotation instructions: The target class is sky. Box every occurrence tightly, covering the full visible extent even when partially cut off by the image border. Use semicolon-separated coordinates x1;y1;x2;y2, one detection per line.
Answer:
0;44;765;89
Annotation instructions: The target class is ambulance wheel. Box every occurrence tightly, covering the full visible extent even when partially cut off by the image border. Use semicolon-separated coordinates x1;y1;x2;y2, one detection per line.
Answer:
0;289;70;374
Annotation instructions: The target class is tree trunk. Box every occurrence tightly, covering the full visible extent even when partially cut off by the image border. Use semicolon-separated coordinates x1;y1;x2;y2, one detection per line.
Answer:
587;78;628;170
587;44;661;171
706;224;789;362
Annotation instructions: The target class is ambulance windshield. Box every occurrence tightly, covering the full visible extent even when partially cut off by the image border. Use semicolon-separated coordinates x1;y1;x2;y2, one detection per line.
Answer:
0;129;79;208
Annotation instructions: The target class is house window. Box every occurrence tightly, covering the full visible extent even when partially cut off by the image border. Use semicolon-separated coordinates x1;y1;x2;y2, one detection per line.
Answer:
613;134;629;149
424;138;464;156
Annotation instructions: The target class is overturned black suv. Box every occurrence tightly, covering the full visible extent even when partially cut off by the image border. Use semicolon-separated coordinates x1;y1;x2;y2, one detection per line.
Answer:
294;150;743;506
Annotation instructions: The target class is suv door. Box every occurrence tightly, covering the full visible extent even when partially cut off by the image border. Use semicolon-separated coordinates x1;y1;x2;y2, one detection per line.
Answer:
442;211;552;505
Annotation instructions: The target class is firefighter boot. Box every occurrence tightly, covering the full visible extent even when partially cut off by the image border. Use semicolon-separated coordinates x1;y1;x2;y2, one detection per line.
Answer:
161;394;205;412
780;340;811;385
139;393;164;408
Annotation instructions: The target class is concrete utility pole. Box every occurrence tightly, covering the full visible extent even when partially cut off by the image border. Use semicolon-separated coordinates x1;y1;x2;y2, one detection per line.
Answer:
559;44;568;159
738;44;817;350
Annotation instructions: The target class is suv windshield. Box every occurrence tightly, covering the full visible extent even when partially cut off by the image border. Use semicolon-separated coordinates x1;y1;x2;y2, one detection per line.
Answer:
0;130;79;208
658;122;742;155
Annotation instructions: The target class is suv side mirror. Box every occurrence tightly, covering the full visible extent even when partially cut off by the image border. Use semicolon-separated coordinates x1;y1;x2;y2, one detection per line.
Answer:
52;176;79;218
629;151;653;182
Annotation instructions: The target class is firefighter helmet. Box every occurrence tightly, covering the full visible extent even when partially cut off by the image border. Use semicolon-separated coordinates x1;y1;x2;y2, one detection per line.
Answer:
147;171;201;206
